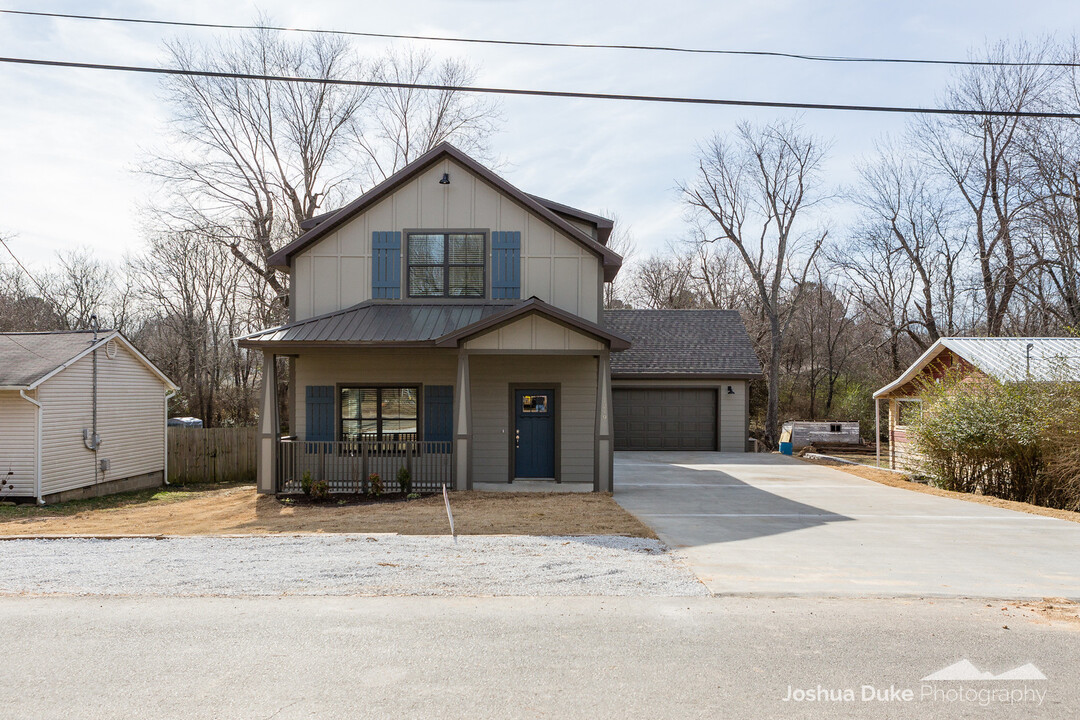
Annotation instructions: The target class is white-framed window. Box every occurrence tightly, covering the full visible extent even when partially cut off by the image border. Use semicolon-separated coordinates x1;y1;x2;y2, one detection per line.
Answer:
895;399;922;427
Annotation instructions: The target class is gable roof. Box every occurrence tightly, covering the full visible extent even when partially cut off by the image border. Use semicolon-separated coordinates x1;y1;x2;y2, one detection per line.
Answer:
238;297;631;350
603;309;762;378
434;297;631;350
0;330;177;390
527;194;614;245
267;143;623;281
873;337;1080;398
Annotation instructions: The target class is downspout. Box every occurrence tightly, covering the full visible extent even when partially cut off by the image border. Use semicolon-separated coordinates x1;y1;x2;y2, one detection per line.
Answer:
164;389;176;486
20;390;44;505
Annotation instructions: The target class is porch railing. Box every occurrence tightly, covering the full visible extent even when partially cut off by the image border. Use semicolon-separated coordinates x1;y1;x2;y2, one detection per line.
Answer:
276;439;453;494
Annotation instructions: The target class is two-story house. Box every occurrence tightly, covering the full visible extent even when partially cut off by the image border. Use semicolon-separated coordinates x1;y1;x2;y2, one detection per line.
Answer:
239;143;760;495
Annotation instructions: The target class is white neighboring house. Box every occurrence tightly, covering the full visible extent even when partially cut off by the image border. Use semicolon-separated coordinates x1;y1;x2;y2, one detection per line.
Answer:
0;330;178;504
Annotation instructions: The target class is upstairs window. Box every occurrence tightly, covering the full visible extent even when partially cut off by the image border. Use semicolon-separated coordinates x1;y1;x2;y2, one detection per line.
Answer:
407;232;485;298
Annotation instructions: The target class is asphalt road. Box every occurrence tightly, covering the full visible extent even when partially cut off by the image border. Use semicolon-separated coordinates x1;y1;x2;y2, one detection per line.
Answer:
614;452;1080;598
1;595;1077;719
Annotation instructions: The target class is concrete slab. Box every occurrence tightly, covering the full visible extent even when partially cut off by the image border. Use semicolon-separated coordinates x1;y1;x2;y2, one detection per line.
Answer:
614;452;1080;599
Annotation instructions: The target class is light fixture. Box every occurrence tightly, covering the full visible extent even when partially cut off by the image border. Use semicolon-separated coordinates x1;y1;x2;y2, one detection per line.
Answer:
439;172;450;185
727;386;735;395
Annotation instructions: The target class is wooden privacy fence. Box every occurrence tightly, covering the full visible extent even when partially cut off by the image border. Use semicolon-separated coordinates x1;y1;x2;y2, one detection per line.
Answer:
168;427;257;483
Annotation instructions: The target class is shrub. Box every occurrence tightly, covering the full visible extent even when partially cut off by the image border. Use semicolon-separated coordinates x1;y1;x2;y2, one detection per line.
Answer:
910;370;1080;510
397;466;412;495
368;472;383;497
309;479;330;502
300;471;314;496
407;492;420;500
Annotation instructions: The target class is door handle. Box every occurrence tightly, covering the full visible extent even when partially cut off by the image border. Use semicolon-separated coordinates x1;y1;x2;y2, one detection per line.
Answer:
515;429;520;448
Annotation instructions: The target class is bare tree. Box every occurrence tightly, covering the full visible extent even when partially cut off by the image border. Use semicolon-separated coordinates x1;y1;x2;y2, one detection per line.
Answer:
130;231;260;426
353;47;502;184
628;252;697;309
850;139;968;348
682;119;829;445
914;39;1060;335
601;211;637;309
148;27;369;317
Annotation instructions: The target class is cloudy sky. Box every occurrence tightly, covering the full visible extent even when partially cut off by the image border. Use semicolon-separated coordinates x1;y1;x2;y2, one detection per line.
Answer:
0;0;1076;270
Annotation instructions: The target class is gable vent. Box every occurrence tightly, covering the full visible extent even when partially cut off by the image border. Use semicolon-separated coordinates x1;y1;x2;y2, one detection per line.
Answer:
105;339;118;359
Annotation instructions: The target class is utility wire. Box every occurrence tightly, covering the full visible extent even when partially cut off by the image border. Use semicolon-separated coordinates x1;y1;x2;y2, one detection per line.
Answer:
0;234;50;299
0;8;1075;68
1;55;1077;118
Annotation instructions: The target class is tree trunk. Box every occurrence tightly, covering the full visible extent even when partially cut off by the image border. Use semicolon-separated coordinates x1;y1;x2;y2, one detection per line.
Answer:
765;316;782;447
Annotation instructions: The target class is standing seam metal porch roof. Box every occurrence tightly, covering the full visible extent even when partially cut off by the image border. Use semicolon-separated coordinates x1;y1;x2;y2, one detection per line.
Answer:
237;302;518;346
238;298;632;349
874;337;1080;398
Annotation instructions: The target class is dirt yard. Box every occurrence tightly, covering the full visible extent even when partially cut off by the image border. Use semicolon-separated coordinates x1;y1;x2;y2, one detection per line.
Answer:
0;484;655;538
801;456;1080;524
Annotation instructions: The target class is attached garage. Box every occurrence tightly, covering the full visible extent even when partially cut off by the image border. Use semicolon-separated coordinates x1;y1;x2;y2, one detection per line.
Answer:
604;310;761;453
612;388;716;450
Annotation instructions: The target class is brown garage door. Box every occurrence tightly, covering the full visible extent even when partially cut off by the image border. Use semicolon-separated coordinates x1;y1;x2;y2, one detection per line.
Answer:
612;388;717;451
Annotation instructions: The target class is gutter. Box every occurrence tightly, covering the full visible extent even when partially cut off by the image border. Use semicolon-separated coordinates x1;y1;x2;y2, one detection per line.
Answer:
19;390;44;505
163;389;176;486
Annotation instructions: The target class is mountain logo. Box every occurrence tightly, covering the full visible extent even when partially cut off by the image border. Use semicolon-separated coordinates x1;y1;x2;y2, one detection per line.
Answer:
922;660;1047;681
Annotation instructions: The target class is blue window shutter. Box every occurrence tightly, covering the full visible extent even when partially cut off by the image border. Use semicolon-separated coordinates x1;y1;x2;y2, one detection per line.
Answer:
423;385;454;443
372;231;402;299
305;386;335;442
491;231;521;299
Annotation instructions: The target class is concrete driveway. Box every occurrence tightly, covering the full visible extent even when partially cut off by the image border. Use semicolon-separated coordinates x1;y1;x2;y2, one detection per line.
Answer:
614;452;1080;599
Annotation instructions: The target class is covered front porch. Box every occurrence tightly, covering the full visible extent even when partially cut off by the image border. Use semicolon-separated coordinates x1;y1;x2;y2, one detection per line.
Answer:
239;298;630;494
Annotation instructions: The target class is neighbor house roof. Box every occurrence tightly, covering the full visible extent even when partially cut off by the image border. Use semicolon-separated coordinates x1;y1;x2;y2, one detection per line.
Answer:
239;297;632;350
269;143;623;281
603;309;762;378
873;337;1080;398
0;330;178;390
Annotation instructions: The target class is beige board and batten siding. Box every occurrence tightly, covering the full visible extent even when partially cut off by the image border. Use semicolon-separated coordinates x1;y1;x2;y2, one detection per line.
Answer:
463;314;603;352
38;343;166;496
610;378;748;452
469;354;598;486
0;391;38;495
291;157;602;323
292;349;458;440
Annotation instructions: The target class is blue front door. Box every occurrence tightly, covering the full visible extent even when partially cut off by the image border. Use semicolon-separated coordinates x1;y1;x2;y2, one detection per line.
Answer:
514;389;555;479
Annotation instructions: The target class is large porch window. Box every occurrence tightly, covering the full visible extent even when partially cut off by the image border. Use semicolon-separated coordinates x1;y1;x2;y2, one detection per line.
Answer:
340;387;418;441
407;232;485;298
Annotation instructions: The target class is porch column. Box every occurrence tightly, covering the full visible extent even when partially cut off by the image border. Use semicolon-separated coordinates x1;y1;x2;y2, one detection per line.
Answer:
595;350;613;492
454;350;471;491
257;350;279;494
874;397;881;468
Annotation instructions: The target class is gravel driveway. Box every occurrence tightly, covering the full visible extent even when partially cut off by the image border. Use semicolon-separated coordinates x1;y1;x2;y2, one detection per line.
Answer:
0;535;706;597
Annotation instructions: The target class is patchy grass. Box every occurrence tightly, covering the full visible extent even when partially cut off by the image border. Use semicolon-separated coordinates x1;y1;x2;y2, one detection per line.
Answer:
0;484;655;538
0;482;248;520
800;456;1080;525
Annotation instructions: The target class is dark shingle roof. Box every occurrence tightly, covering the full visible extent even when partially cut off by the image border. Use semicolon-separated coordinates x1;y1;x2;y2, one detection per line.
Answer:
0;331;102;387
604;309;761;378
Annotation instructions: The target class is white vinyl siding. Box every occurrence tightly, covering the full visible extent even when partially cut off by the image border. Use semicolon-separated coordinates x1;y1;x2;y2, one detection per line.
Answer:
39;344;167;496
0;392;39;495
292;157;602;322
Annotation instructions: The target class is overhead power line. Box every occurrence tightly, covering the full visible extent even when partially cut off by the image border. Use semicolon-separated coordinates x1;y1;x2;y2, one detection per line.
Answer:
1;55;1076;118
1;8;1075;68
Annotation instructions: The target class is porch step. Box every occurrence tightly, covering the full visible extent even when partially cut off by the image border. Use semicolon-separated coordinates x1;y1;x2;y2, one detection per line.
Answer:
473;481;594;493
